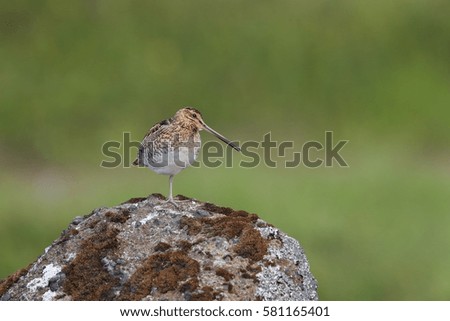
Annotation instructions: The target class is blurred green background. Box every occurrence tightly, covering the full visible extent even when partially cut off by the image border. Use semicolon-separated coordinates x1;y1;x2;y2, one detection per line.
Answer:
1;0;449;300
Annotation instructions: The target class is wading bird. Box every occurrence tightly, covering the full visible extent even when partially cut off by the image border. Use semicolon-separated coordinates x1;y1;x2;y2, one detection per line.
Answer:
133;107;240;205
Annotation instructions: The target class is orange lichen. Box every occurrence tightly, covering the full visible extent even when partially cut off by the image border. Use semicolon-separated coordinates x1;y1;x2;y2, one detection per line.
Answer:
0;265;31;297
62;223;120;300
119;251;200;300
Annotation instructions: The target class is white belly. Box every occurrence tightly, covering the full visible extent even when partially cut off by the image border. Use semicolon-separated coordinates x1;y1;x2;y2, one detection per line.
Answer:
144;145;200;176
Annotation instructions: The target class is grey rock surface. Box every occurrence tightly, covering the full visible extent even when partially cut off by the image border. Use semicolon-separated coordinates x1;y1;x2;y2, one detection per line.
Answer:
0;194;318;301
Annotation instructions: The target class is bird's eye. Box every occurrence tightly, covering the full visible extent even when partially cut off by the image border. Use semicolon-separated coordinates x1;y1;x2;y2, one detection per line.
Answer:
192;113;197;118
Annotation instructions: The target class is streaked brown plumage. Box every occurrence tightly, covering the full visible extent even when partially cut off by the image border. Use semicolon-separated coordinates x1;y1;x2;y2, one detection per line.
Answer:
134;107;240;204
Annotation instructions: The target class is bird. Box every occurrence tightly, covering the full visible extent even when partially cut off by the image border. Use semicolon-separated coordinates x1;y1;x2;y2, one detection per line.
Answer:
133;107;241;205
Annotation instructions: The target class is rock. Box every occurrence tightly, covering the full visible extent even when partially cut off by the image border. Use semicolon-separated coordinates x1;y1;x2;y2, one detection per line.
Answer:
0;194;318;301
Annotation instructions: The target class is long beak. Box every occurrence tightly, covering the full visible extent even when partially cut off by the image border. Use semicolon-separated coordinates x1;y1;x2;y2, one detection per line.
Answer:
202;123;241;152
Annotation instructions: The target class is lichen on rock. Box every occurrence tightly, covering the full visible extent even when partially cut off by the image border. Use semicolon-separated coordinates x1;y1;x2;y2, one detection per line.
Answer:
0;194;318;301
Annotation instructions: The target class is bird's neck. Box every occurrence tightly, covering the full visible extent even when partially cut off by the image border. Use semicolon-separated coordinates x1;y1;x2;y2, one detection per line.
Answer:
175;119;199;132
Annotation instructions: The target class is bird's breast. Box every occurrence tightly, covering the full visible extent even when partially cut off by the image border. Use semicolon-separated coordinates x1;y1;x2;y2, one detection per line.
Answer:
142;132;201;175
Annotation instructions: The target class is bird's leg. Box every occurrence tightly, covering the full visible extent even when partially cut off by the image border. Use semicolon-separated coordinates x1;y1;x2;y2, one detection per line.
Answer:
160;174;192;207
162;175;178;207
168;174;174;201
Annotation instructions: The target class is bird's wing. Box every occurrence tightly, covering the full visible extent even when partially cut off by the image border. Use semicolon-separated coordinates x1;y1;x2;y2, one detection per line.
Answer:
133;117;173;166
142;117;173;142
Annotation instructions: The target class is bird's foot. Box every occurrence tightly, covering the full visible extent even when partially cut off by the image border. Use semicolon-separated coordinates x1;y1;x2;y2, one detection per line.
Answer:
161;197;179;208
160;196;193;208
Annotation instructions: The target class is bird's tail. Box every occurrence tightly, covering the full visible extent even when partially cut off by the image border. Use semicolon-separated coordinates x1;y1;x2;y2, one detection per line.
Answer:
133;146;144;166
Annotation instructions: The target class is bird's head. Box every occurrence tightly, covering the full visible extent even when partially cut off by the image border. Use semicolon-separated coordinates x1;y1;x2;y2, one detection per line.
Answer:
175;107;241;152
176;107;205;129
